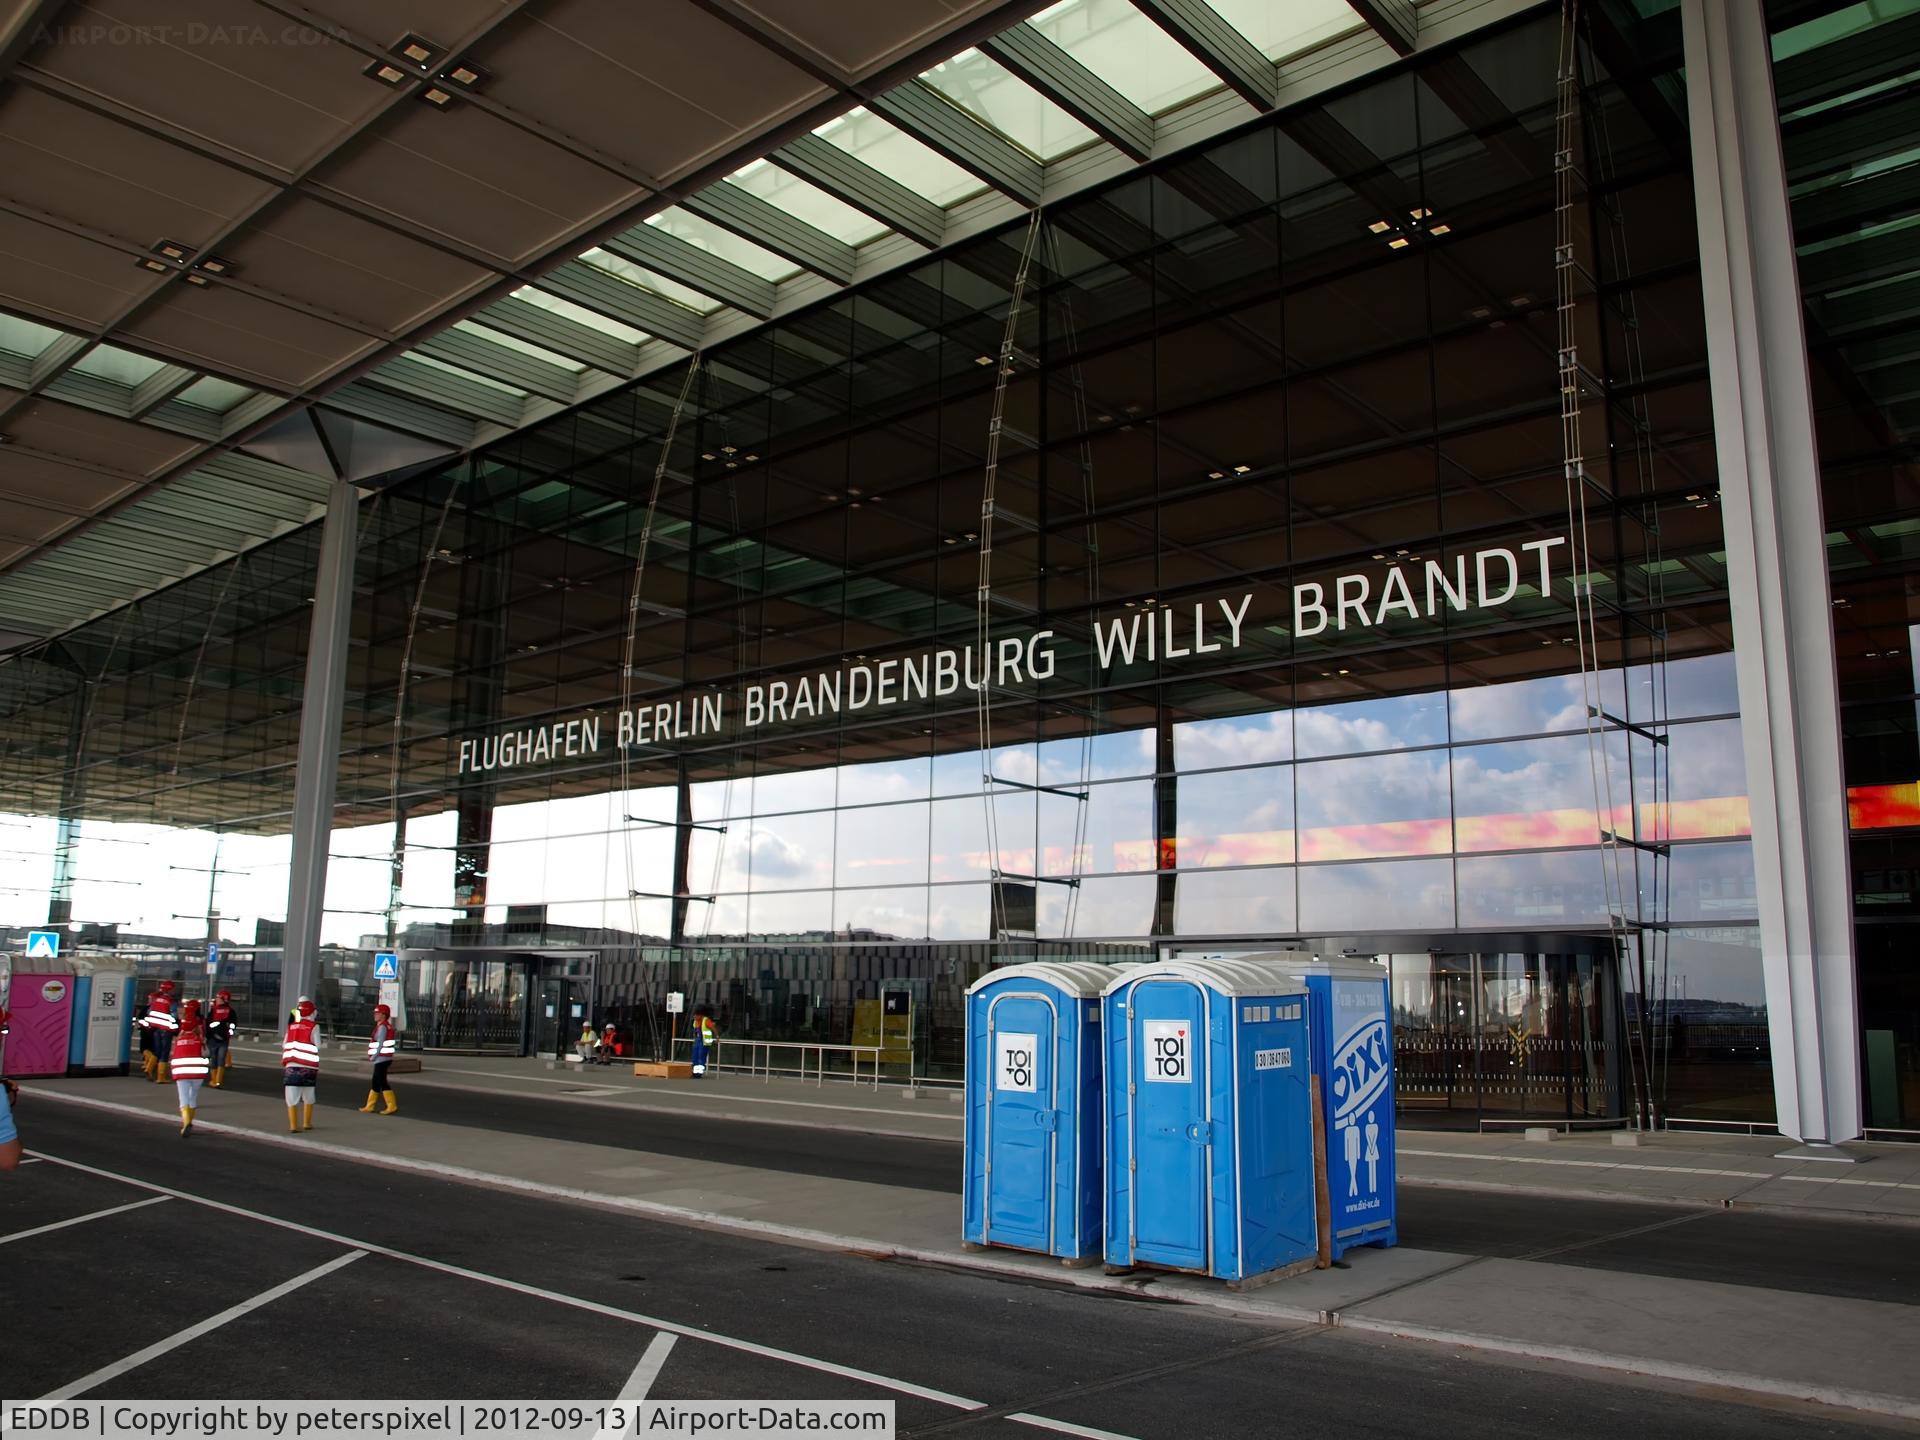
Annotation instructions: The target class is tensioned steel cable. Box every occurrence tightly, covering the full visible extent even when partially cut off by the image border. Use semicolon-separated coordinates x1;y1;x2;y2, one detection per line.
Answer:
1038;223;1103;941
1586;28;1674;1120
385;476;466;942
1556;0;1659;1129
976;210;1046;946
616;357;703;1060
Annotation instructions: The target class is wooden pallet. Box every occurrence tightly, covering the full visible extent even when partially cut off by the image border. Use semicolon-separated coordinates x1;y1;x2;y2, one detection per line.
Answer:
632;1060;693;1080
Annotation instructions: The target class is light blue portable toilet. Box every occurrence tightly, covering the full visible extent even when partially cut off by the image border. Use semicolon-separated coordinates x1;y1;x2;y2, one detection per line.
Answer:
1102;959;1317;1285
963;962;1110;1262
1256;952;1399;1258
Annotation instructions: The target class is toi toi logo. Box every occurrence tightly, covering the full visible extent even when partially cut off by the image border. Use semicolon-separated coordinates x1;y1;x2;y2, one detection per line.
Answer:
1331;1017;1390;1125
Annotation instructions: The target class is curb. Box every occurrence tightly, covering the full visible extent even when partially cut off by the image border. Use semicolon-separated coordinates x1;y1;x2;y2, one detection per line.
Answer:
1328;1313;1920;1421
28;1087;1920;1420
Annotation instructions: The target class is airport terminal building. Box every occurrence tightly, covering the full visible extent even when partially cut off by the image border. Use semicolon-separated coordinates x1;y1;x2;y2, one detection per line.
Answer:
0;0;1910;1142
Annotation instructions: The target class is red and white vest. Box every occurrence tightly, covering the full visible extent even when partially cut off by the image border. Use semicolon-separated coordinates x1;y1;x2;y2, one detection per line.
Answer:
282;1018;321;1073
142;995;178;1032
170;1029;209;1080
367;1023;396;1060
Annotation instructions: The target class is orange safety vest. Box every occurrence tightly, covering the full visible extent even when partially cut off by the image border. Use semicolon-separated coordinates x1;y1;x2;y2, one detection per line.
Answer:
282;1018;321;1073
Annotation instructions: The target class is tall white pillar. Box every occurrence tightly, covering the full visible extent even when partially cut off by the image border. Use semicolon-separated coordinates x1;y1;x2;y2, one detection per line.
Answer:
1684;0;1861;1142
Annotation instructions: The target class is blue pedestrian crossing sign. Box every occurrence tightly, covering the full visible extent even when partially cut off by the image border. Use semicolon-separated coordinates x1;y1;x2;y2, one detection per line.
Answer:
373;952;399;981
25;930;59;959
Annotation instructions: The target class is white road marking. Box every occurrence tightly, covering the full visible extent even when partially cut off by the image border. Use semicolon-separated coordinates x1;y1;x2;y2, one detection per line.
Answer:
0;1194;169;1245
594;1332;678;1440
1006;1417;1146;1440
618;1331;677;1400
40;1249;366;1399
29;1152;1055;1423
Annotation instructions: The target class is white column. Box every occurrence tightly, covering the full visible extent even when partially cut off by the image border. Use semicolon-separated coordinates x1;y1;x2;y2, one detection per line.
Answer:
1684;0;1861;1142
280;477;359;1015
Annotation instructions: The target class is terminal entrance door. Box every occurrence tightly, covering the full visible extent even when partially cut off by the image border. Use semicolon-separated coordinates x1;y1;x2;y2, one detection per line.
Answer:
1383;942;1620;1127
403;950;595;1055
1286;935;1621;1129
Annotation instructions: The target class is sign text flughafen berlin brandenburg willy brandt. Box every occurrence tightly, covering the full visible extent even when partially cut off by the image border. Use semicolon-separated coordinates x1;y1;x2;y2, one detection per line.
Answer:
455;537;1567;775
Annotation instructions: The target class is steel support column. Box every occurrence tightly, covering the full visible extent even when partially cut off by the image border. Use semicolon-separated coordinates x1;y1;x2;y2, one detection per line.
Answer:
280;477;359;1014
1683;0;1861;1142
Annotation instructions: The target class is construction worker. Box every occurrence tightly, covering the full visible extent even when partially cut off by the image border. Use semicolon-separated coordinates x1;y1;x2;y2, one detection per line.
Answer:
204;989;237;1087
282;997;321;1133
141;979;179;1083
690;1006;717;1079
170;1000;209;1137
360;1003;399;1116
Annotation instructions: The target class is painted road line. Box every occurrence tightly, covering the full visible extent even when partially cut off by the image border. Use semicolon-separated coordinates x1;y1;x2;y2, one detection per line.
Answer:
28;1150;1086;1429
0;1194;169;1245
618;1332;677;1401
40;1250;367;1399
595;1332;679;1440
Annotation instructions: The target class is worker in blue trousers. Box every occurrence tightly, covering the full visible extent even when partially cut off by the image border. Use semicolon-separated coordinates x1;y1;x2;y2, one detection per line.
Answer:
690;1006;718;1079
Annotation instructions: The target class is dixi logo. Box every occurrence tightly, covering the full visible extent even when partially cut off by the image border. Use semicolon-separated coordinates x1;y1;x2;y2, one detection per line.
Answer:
1331;1017;1391;1125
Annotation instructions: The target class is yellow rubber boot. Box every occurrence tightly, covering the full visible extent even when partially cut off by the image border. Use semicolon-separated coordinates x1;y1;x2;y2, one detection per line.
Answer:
359;1090;379;1113
301;1102;315;1131
179;1106;194;1137
141;1051;156;1079
381;1090;398;1116
156;1062;170;1084
210;1065;223;1088
287;1105;300;1133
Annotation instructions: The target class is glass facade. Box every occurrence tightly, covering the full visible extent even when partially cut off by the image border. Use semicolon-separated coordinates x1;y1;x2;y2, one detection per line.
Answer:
0;10;1789;1121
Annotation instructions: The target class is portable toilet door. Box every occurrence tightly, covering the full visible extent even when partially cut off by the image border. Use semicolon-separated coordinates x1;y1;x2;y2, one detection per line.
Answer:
964;962;1108;1260
1115;971;1212;1273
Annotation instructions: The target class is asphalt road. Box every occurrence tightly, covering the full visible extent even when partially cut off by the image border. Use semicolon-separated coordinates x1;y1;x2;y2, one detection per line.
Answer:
4;1106;1908;1440
188;1063;1920;1306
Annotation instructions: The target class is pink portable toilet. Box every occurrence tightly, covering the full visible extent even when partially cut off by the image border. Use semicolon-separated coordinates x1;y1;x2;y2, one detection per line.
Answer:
6;971;77;1076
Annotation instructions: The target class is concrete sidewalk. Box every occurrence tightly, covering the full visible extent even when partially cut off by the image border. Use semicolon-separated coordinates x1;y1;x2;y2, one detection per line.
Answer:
20;1067;1920;1421
230;1042;1920;1221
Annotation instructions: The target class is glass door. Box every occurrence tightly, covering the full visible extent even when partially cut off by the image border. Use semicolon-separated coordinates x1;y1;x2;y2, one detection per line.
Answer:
1475;952;1561;1117
1390;953;1479;1122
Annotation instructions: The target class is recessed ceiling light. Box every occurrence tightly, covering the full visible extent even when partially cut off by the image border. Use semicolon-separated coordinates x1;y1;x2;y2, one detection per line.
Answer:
394;33;439;66
1428;224;1451;236
1409;206;1432;220
1232;464;1250;474
1367;220;1392;234
1208;470;1224;479
701;452;716;460
974;355;993;366
195;256;232;276
136;257;172;274
744;453;759;461
151;239;192;262
184;272;210;286
364;58;408;86
422;86;456;107
443;61;486;89
1387;237;1411;250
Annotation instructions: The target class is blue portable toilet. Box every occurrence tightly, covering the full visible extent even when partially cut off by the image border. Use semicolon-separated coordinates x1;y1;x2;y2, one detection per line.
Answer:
1256;952;1399;1258
1102;959;1317;1284
964;962;1111;1262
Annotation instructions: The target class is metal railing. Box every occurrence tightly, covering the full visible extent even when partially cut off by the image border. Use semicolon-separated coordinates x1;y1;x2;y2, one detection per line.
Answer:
1663;1116;1780;1136
671;1035;898;1090
1478;1115;1632;1134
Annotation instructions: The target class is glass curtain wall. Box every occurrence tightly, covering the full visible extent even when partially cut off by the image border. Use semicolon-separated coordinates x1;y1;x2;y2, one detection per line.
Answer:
0;10;1769;1113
